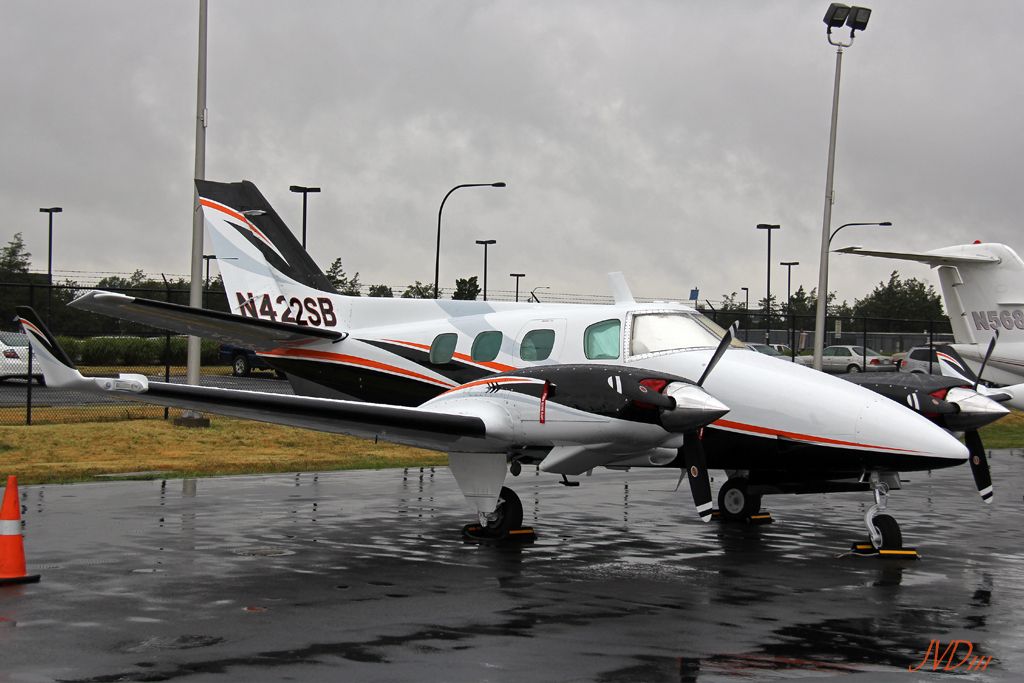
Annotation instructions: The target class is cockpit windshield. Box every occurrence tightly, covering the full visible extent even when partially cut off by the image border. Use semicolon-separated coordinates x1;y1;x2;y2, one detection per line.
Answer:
629;312;744;356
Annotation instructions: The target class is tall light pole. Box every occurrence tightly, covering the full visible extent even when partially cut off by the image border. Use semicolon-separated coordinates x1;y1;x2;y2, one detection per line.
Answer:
289;185;321;249
38;207;62;317
756;224;780;343
740;286;750;341
781;261;799;357
510;273;525;302
434;182;506;299
813;3;875;370
820;221;892;345
475;239;496;301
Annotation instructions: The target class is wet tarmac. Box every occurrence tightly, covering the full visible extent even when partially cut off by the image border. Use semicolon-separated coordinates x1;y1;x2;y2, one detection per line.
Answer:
4;452;1024;682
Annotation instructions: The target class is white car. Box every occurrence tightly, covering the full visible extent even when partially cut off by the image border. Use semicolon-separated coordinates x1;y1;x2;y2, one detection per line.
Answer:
897;346;942;375
0;332;44;384
795;345;893;373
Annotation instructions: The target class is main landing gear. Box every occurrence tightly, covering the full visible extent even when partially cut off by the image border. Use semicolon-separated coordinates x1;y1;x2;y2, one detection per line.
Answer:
712;476;773;524
448;453;535;544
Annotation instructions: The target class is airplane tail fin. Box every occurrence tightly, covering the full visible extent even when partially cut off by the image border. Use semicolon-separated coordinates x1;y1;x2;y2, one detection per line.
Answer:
16;307;148;392
197;180;339;305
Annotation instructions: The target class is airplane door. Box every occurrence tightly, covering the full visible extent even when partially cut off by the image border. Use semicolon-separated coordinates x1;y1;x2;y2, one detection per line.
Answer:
514;319;567;364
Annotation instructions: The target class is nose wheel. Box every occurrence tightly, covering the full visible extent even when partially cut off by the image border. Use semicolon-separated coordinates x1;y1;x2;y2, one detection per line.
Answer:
851;473;915;557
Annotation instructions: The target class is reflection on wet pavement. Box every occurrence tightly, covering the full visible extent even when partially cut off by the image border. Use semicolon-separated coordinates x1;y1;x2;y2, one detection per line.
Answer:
2;452;1023;681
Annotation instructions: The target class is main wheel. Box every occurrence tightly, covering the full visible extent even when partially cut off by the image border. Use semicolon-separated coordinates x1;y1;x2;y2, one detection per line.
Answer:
483;486;523;536
717;478;761;522
871;513;903;550
232;355;251;377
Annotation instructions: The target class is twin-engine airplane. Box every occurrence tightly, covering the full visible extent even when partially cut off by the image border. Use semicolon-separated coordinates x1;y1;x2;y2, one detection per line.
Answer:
17;180;980;551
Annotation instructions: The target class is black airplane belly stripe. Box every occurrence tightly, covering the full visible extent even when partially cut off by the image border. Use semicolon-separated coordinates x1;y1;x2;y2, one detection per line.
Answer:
361;339;493;385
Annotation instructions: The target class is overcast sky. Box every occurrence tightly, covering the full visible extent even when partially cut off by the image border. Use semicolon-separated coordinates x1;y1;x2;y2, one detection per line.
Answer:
3;1;1021;306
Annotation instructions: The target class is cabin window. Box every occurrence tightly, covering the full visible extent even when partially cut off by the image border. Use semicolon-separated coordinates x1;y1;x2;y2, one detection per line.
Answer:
429;333;458;364
520;329;556;362
584;319;621;360
471;331;503;362
630;313;722;355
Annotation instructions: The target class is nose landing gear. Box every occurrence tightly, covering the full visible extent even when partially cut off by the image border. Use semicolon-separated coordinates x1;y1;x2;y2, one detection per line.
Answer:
850;472;918;558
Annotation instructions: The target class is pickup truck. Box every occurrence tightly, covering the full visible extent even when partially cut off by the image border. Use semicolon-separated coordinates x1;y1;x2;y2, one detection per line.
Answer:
218;345;285;378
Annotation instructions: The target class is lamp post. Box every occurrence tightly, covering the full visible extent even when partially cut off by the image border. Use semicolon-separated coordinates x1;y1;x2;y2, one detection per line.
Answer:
781;261;800;358
434;182;506;299
39;207;62;317
475;239;496;301
813;3;875;370
756;224;780;343
510;273;525;302
289;185;321;250
740;286;750;341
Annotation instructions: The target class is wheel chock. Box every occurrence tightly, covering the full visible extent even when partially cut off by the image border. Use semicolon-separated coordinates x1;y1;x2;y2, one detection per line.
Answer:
461;524;536;545
710;509;774;525
847;541;920;559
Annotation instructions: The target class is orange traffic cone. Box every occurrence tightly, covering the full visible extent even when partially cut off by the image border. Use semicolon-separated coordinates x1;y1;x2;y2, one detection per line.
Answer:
0;476;40;586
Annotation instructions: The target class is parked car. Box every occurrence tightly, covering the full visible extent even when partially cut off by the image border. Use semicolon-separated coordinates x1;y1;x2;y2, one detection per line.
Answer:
218;344;285;378
795;345;893;373
769;343;794;356
0;332;44;384
897;346;942;375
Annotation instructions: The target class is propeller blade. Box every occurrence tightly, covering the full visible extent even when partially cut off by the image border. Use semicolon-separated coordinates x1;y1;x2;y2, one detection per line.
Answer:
974;329;999;390
964;429;993;504
697;322;737;387
681;434;713;522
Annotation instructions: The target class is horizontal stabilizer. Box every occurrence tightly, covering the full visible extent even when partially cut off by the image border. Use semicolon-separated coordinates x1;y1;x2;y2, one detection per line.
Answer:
836;246;1000;267
70;291;345;349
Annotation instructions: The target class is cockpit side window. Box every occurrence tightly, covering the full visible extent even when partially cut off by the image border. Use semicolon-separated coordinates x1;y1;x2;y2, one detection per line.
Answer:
629;313;727;356
584;319;621;360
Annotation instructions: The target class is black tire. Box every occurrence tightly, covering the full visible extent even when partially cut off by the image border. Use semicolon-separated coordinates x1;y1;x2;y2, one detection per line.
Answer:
232;355;251;377
484;486;523;536
717;478;761;521
847;364;862;373
872;513;902;550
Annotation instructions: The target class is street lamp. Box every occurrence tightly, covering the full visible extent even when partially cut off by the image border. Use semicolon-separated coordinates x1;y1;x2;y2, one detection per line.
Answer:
39;207;62;317
756;224;780;344
434;182;506;299
529;286;550;303
813;3;876;370
781;261;800;358
740;286;750;342
510;273;526;302
289;185;321;250
475;239;496;301
814;220;891;365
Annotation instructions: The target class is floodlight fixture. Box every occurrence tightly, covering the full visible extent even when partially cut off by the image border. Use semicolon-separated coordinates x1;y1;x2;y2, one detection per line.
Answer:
846;6;871;32
823;3;851;28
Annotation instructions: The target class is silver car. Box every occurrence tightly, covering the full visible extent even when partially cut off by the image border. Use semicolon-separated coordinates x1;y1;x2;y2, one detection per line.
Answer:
0;331;44;384
796;345;893;373
897;346;942;375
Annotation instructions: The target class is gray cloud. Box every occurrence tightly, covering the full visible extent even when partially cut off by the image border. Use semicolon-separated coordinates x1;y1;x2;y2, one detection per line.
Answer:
2;1;1021;307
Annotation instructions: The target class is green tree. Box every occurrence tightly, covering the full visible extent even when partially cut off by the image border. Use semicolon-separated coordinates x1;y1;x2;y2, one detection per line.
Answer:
452;276;481;301
852;271;946;330
325;258;361;296
0;233;32;278
401;281;435;299
367;284;393;298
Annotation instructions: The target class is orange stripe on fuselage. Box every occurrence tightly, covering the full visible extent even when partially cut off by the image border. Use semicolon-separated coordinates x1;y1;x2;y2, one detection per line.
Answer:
711;418;922;454
382;338;517;373
263;348;455;388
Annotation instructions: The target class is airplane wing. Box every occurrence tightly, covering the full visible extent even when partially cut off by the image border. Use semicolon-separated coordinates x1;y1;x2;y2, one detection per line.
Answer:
70;290;345;349
835;246;1000;267
17;306;484;452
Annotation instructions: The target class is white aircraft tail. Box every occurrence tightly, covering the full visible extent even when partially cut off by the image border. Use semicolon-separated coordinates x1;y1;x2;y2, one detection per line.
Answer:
197;180;343;324
838;243;1024;346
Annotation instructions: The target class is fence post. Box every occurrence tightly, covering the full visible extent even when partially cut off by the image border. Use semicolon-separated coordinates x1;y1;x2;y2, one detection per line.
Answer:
861;316;868;372
162;276;172;420
25;283;34;425
928;319;935;374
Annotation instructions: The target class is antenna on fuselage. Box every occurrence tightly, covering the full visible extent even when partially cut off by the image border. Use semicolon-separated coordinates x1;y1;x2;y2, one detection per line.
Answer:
607;272;635;305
